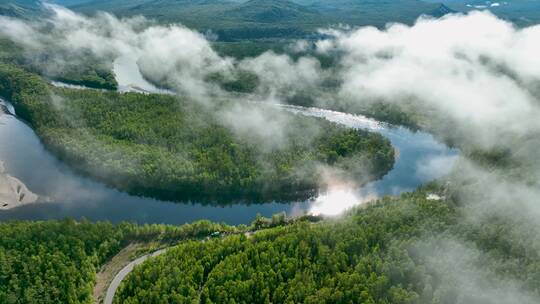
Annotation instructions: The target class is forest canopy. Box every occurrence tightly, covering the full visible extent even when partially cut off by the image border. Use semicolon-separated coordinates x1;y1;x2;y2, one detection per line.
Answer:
0;219;240;304
0;64;394;203
115;183;540;304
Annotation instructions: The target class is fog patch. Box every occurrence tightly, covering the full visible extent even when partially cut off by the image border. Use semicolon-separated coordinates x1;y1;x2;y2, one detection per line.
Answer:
416;154;459;181
0;4;231;99
219;101;294;151
411;237;539;304
241;51;325;98
313;11;540;150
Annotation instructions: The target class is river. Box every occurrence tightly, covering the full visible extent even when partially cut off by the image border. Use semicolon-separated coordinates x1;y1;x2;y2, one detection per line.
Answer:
0;60;458;225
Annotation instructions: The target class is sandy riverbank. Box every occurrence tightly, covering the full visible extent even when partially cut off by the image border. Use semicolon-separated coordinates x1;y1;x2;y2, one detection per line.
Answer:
0;104;10;115
0;161;38;210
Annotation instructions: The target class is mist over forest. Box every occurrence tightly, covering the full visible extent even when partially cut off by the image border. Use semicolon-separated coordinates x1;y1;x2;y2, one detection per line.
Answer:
0;1;539;303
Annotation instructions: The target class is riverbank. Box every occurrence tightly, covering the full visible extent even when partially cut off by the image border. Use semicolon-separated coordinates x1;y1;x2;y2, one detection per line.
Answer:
0;161;38;210
0;100;39;210
0;61;455;223
0;63;395;204
0;104;9;115
0;96;455;224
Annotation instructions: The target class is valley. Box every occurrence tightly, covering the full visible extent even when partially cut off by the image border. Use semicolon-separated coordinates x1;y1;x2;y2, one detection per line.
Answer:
0;2;538;304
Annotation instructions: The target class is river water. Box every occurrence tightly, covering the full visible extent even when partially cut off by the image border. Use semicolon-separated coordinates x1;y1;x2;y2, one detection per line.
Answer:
0;61;458;225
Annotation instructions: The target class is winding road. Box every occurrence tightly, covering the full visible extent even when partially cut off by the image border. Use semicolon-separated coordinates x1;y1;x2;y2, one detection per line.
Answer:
0;59;458;302
104;248;168;304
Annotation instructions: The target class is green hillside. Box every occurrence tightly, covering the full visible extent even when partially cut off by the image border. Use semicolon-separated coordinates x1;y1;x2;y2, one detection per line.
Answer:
0;0;454;40
226;0;322;23
0;219;239;304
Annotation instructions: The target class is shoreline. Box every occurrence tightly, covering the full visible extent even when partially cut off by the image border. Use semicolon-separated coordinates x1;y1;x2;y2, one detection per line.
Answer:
0;103;39;210
0;161;39;210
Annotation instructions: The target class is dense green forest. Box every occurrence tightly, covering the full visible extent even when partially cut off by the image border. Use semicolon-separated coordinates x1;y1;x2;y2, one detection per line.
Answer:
2;170;538;304
0;3;538;304
3;175;538;303
112;179;540;304
0;64;394;202
0;219;239;304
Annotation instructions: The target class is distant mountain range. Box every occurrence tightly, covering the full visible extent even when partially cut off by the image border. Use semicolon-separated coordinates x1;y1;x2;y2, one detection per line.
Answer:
8;0;539;41
423;0;540;25
68;0;454;26
5;0;540;32
1;0;460;40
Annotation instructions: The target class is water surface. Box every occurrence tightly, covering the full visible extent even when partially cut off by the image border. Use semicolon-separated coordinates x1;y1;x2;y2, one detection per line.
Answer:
0;97;457;224
0;59;457;224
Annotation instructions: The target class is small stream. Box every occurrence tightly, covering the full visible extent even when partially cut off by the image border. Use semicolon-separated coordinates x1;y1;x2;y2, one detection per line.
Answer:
0;60;458;225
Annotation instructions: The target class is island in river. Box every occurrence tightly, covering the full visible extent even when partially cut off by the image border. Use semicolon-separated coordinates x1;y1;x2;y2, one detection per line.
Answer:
0;63;396;204
0;60;456;224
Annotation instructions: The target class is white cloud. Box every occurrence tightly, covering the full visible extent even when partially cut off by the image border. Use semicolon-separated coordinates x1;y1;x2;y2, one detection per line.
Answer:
317;12;540;149
241;51;324;97
0;4;231;98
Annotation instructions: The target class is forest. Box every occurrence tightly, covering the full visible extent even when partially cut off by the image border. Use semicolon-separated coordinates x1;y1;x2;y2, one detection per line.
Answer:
0;219;242;304
0;63;395;202
1;6;538;303
114;179;540;304
1;165;539;304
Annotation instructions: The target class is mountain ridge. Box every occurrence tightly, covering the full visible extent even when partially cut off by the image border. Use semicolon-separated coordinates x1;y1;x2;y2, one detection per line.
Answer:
1;0;457;40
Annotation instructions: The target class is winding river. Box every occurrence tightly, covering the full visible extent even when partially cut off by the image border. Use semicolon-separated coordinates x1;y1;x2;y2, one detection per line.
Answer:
0;60;458;225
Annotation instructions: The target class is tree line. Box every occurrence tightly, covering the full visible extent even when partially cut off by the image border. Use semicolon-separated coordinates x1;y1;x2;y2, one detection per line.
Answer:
0;63;394;203
0;219;241;304
115;183;540;304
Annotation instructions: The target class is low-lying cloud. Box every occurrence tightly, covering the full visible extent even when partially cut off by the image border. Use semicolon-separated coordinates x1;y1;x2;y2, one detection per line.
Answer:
2;7;540;301
0;4;231;98
240;52;324;98
317;11;540;149
311;12;540;303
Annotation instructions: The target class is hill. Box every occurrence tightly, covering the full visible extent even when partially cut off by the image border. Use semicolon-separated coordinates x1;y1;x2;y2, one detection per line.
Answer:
295;0;454;26
0;0;455;40
66;0;326;40
422;0;540;25
115;183;540;303
226;0;322;23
